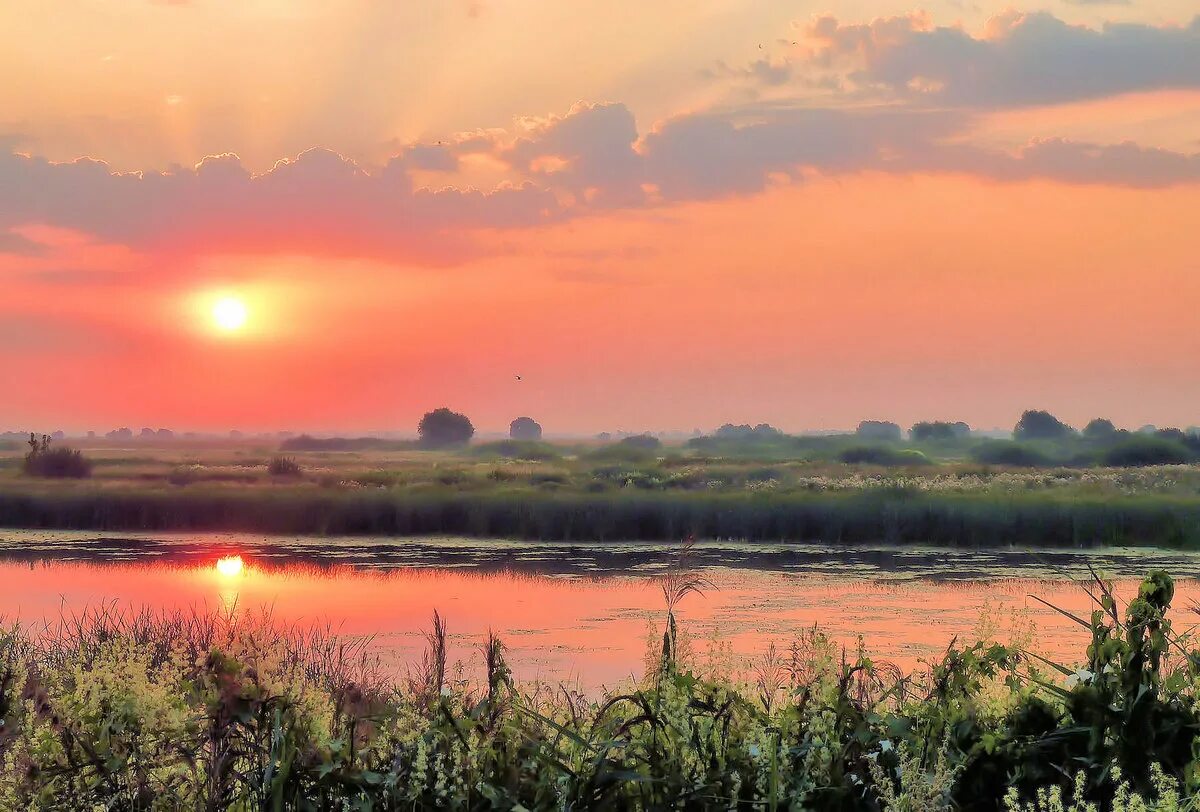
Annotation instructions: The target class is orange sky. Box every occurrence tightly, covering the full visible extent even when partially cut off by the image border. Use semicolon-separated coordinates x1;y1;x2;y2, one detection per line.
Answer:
3;2;1199;434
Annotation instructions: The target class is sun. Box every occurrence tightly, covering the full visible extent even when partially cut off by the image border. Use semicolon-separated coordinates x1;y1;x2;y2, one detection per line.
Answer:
212;297;248;332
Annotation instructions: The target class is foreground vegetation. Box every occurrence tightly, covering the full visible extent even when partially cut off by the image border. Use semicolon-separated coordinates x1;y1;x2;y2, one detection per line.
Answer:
2;569;1199;809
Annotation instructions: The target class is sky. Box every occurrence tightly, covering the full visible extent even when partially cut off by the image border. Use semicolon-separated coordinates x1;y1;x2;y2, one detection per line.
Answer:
3;0;1199;435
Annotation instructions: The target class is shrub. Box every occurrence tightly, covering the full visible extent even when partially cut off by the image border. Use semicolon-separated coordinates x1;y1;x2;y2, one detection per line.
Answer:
856;420;902;442
970;440;1051;467
1102;436;1192;467
910;421;971;441
22;434;92;478
839;445;930;466
267;456;303;476
509;416;542;441
417;407;474;448
619;433;662;451
713;423;782;440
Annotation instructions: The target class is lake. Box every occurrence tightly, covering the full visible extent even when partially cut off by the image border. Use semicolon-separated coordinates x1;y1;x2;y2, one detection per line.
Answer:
3;529;1199;689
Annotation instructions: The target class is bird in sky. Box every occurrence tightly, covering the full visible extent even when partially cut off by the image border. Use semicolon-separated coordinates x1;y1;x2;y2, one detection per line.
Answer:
515;374;522;381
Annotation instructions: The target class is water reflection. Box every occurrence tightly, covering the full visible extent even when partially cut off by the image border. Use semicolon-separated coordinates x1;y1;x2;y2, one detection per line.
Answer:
215;555;245;578
3;530;1200;688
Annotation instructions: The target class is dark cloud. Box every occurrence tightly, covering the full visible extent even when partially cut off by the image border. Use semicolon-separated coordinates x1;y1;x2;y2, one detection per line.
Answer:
2;91;1198;271
640;106;963;200
803;12;1200;107
933;138;1200;186
0;148;559;264
503;103;644;205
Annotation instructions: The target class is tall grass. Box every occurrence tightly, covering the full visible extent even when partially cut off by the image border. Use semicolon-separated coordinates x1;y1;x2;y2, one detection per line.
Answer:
2;487;1200;547
2;571;1200;808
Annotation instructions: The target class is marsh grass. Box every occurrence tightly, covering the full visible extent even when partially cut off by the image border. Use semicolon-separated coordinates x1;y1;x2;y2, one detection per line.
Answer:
4;569;1200;808
2;486;1200;548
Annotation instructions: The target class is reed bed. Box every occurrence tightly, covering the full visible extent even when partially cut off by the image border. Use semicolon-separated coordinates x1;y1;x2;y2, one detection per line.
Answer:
1;570;1198;809
2;486;1200;548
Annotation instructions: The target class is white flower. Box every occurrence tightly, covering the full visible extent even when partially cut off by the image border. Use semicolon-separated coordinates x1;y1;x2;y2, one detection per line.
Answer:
1065;668;1094;689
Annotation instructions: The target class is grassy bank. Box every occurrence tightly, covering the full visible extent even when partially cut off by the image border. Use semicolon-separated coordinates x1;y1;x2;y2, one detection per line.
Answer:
1;571;1198;809
2;485;1200;547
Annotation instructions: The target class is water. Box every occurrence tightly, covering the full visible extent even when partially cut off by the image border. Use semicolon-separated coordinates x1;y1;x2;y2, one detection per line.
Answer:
3;530;1199;688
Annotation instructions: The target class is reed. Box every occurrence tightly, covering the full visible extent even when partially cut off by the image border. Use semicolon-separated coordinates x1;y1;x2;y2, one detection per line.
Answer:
2;571;1198;809
1;486;1199;547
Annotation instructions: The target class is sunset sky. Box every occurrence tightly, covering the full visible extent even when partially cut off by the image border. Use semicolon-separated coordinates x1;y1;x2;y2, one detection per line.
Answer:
3;1;1199;435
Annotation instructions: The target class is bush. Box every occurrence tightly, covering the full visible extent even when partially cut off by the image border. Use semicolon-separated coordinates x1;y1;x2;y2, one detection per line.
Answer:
22;434;92;478
855;420;902;441
509;416;542;441
910;421;971;441
267;456;303;476
713;423;782;440
970;440;1052;467
839;445;930;466
619;434;662;451
1102;436;1192;467
417;408;474;448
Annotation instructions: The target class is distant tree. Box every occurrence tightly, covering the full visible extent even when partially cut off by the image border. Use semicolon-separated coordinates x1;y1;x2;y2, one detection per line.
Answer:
156;428;175;439
1083;418;1117;439
140;427;155;438
714;423;782;440
51;430;65;441
1155;427;1188;443
1013;410;1073;441
106;427;133;441
855;421;902;442
86;431;96;439
418;408;475;448
596;432;612;442
910;421;970;442
509;416;543;441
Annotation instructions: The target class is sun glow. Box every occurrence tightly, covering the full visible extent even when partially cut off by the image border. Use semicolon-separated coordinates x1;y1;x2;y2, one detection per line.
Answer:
215;555;244;577
212;297;248;332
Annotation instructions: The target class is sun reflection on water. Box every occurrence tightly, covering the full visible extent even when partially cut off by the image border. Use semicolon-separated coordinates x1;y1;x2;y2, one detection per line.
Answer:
215;555;244;577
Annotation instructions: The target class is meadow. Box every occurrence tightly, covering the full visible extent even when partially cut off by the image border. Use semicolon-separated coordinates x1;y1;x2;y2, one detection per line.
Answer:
1;565;1197;810
2;431;1200;547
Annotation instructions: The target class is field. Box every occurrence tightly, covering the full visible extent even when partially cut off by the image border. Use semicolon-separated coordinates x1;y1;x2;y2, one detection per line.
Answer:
3;433;1200;546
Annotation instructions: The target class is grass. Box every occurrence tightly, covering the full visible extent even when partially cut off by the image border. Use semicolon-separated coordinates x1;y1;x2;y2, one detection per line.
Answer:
2;439;1200;545
2;486;1200;547
1;570;1198;809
